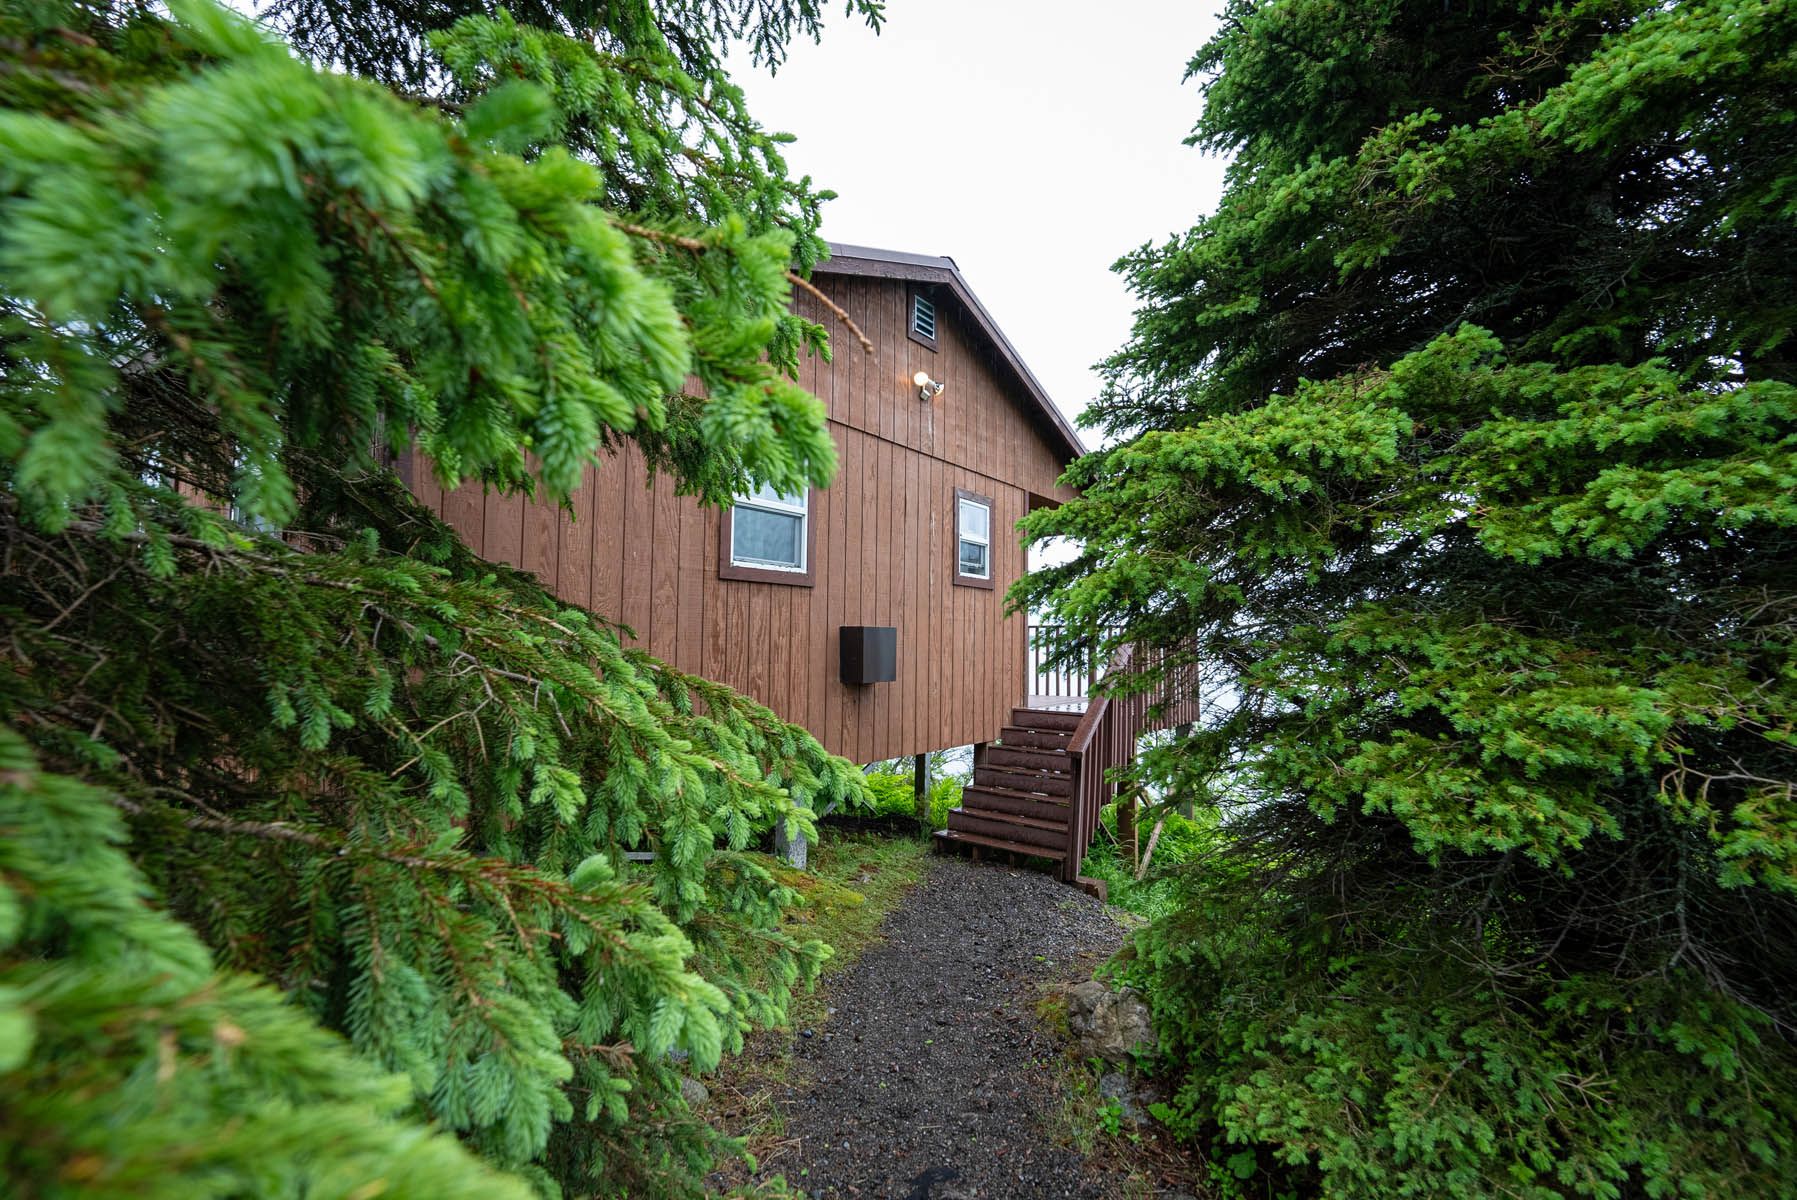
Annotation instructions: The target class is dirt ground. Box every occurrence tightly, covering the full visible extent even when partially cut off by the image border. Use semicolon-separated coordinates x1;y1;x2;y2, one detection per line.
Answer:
732;852;1147;1199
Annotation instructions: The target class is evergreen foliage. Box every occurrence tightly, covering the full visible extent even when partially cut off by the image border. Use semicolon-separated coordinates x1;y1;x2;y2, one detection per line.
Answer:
1;0;876;1194
1017;1;1797;1195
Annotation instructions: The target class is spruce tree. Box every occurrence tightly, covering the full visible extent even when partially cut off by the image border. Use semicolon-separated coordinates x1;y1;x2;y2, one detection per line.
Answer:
1016;0;1797;1195
0;0;879;1195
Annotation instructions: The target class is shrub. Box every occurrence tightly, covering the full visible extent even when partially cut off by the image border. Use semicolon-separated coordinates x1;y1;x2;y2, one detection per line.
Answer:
1017;0;1797;1193
861;772;915;820
856;772;961;830
927;777;961;830
1079;804;1215;921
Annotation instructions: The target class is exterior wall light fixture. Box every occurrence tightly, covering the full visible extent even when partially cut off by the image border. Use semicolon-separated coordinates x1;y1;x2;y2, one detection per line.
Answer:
913;371;945;401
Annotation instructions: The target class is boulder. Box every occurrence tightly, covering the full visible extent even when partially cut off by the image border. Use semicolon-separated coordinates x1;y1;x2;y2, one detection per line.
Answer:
1064;979;1155;1063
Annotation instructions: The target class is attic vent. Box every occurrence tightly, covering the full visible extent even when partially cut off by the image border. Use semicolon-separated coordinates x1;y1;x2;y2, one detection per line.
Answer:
910;293;937;341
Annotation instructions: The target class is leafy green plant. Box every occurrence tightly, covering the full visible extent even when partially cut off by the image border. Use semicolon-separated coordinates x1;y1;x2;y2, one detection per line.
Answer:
926;777;961;830
860;772;915;819
857;764;961;829
1079;805;1216;921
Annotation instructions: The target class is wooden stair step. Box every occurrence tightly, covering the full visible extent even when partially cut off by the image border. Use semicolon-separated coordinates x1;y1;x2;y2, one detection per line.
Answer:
932;828;1068;861
998;725;1072;751
951;807;1065;833
1011;707;1082;732
973;764;1073;797
947;807;1068;850
984;744;1074;773
959;785;1071;821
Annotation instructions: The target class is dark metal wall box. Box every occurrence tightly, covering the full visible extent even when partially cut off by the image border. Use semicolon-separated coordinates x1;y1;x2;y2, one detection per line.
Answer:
839;626;897;685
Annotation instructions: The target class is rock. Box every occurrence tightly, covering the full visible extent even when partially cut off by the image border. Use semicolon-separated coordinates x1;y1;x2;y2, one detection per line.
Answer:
679;1076;709;1108
1064;979;1156;1063
1097;1071;1141;1123
905;1165;967;1198
773;822;808;870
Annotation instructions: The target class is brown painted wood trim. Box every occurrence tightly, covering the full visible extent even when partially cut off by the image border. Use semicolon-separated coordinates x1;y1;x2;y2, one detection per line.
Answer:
906;285;939;353
951;486;996;590
719;494;816;586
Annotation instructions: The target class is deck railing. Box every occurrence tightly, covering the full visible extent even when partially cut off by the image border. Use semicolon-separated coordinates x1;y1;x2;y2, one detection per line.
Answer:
1053;639;1201;884
1024;622;1096;710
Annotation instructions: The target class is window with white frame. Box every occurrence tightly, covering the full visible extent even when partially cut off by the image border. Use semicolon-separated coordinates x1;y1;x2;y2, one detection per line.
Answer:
957;492;991;580
730;483;808;572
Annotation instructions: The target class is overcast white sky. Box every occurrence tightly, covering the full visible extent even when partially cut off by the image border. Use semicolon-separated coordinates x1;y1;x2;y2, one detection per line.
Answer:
727;1;1230;438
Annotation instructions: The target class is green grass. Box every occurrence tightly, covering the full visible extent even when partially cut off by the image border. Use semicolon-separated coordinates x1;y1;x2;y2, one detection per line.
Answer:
770;828;933;996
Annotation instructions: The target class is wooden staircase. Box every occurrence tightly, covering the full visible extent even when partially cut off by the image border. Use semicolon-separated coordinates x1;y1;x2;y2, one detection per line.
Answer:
933;707;1080;870
934;636;1200;891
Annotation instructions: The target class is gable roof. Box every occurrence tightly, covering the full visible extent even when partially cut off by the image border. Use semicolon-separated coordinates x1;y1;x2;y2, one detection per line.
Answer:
813;242;1087;463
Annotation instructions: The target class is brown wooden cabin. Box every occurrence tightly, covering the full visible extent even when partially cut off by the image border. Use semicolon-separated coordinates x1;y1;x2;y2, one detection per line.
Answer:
398;243;1193;883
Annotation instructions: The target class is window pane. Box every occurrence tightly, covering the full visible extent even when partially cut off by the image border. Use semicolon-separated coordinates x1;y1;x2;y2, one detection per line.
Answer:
959;538;989;578
734;507;803;569
958;498;989;542
745;482;805;511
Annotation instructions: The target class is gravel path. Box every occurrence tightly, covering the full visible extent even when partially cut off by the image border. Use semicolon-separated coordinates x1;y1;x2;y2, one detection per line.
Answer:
757;853;1129;1199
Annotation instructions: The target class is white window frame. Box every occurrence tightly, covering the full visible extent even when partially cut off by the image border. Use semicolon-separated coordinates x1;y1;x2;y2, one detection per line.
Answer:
730;486;809;574
956;493;991;581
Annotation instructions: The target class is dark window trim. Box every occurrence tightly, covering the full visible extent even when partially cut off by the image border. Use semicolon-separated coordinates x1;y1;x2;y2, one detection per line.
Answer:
907;286;939;352
951;486;996;590
719;491;816;587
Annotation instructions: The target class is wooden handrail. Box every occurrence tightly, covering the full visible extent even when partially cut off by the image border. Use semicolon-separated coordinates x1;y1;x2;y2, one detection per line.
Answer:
1060;641;1140;882
1035;633;1200;886
1025;622;1098;709
1066;641;1132;755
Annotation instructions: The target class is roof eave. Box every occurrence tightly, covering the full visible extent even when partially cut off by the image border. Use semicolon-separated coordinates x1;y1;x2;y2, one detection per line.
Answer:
811;244;1087;464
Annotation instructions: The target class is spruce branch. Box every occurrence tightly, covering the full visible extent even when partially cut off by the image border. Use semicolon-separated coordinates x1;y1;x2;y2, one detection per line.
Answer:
614;219;873;353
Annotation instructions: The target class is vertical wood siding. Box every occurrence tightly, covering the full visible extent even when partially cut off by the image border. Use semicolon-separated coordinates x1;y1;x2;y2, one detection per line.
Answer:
411;274;1075;764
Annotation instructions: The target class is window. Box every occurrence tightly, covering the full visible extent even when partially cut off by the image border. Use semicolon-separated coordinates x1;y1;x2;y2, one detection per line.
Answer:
732;484;807;570
721;483;815;585
953;488;994;589
958;496;989;577
908;290;938;349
